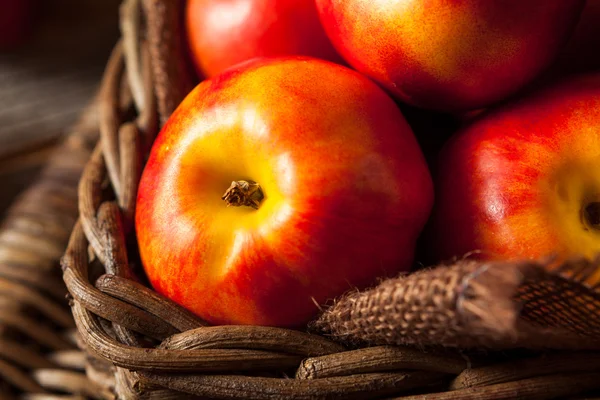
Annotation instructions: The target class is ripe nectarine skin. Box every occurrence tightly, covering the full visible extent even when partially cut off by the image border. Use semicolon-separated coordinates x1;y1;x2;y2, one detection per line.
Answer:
136;58;433;327
185;0;342;78
316;0;585;112
430;73;600;285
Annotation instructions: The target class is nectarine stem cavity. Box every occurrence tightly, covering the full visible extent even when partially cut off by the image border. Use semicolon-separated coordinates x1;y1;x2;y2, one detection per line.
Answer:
584;202;600;229
222;180;264;210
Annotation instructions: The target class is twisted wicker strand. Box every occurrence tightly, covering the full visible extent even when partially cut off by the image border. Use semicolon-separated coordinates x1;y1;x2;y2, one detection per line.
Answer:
137;371;447;400
391;372;600;400
451;351;600;389
296;346;467;380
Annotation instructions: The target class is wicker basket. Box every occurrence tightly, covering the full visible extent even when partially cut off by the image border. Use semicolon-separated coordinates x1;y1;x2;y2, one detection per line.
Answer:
9;0;596;398
0;105;106;398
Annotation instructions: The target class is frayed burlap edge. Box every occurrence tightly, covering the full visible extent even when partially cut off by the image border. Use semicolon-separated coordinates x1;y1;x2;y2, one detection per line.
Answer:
312;259;600;350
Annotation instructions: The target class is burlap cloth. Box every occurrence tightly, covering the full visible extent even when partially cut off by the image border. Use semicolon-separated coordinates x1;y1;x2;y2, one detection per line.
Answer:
311;260;600;349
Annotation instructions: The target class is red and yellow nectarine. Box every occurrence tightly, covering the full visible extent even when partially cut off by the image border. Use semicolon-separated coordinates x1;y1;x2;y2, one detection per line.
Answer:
316;0;585;112
430;73;600;285
185;0;341;78
136;58;433;327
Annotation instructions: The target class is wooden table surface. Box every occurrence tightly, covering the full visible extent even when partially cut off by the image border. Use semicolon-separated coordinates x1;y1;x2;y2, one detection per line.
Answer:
0;0;121;213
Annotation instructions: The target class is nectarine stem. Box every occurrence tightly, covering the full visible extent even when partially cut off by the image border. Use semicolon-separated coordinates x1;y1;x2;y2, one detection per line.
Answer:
584;202;600;229
222;180;264;210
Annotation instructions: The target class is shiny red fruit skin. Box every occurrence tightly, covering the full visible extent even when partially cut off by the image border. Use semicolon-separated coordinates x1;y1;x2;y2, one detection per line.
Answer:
136;57;433;328
316;0;585;112
429;73;600;287
185;0;342;78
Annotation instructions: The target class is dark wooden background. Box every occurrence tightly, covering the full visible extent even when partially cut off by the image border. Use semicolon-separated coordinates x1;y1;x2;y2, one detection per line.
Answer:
0;0;121;214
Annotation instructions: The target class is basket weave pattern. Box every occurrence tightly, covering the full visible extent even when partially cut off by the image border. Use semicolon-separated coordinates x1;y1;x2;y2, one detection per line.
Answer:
0;105;109;397
55;1;600;398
